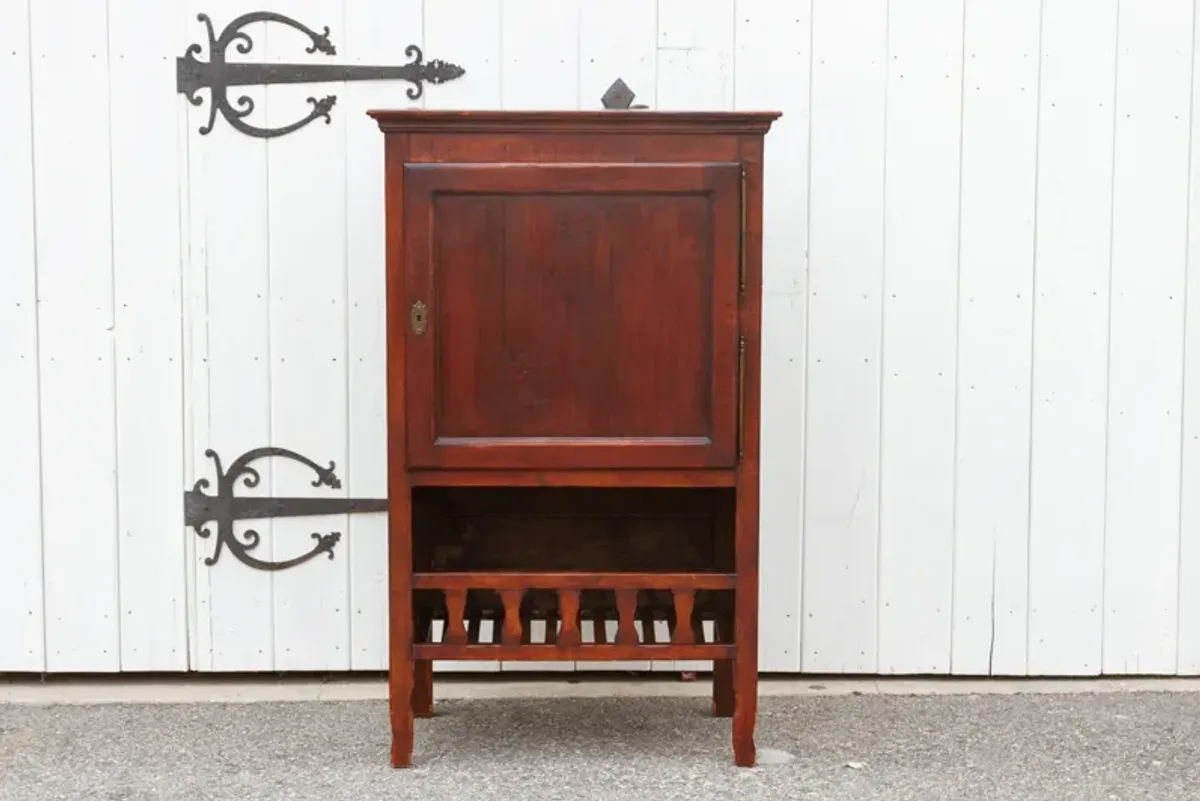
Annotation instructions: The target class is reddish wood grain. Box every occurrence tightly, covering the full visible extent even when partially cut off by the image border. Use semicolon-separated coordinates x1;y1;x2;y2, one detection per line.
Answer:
414;643;734;661
402;161;741;471
673;590;696;646
366;109;781;135
407;469;736;487
409;133;741;165
382;131;415;770
444;590;468;645
614;590;639;646
412;572;736;590
374;109;777;769
558;590;582;647
732;134;765;768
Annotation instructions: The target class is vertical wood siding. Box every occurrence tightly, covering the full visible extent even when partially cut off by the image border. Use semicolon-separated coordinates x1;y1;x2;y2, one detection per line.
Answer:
802;0;888;674
1026;0;1119;676
2;0;1199;678
950;0;1040;677
1101;0;1194;676
1178;3;1200;674
876;0;964;675
0;0;45;673
31;0;122;672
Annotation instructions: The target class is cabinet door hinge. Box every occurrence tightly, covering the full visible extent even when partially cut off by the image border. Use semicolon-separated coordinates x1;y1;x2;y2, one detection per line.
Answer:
737;335;746;463
739;165;748;297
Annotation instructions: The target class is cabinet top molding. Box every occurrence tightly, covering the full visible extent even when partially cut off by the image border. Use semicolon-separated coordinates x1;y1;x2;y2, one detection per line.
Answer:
365;109;782;135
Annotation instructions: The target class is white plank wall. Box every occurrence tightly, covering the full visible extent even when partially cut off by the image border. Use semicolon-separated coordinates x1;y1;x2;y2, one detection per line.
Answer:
110;0;190;672
30;0;123;672
803;0;888;674
1027;0;1119;677
4;0;1200;679
186;0;275;671
1102;0;1194;677
265;0;352;672
1179;1;1200;675
876;0;963;675
951;0;1040;677
0;0;45;673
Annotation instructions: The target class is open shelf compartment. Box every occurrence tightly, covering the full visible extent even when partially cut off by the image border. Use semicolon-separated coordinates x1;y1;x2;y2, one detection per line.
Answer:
409;485;738;662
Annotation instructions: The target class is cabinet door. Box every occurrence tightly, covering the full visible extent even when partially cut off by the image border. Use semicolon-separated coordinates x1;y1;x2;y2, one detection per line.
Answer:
402;162;742;470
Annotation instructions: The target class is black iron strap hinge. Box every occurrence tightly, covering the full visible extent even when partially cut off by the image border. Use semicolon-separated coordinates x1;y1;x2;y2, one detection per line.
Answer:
185;447;388;571
177;11;466;139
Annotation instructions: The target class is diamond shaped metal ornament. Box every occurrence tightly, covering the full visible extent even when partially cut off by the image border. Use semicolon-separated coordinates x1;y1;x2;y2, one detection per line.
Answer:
601;78;647;110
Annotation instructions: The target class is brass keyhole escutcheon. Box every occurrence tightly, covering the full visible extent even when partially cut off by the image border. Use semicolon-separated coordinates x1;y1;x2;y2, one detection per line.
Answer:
410;300;428;335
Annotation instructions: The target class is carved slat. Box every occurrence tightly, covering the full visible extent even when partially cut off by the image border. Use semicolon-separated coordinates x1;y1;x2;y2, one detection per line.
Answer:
615;590;639;645
558;590;581;647
406;583;733;654
500;589;524;645
445;590;468;645
672;589;696;645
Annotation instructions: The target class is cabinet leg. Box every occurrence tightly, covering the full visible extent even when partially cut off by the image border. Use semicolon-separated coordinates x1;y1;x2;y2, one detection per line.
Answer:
713;659;735;717
393;647;417;767
390;654;414;767
391;723;413;768
732;654;757;767
413;659;434;718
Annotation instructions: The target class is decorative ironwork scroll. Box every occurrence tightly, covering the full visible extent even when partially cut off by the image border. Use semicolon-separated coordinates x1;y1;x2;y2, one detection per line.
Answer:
185;447;388;572
177;11;466;138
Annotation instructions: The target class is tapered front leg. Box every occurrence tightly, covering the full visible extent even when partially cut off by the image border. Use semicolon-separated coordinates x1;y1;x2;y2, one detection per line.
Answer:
730;545;758;766
732;462;760;767
732;649;757;767
389;481;414;768
713;659;735;717
391;655;414;767
413;659;434;718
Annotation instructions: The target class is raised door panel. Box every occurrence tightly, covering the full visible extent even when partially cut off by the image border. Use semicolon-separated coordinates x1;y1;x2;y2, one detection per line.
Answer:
402;162;742;470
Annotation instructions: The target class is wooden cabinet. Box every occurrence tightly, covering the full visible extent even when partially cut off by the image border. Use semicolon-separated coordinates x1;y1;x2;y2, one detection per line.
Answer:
368;108;780;768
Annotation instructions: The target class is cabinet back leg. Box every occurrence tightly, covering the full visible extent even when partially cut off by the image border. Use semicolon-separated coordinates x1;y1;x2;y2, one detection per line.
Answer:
713;659;735;717
413;660;434;718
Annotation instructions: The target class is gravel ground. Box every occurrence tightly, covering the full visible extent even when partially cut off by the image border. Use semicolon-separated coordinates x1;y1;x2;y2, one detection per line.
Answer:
2;690;1197;800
